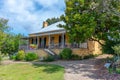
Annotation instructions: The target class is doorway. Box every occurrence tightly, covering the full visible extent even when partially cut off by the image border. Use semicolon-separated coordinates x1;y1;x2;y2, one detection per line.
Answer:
39;38;41;48
44;37;46;48
59;35;62;47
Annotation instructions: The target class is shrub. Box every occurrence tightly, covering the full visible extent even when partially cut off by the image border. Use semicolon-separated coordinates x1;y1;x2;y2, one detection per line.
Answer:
59;48;72;60
25;52;38;61
102;40;120;54
72;54;82;60
112;44;120;60
71;54;96;60
10;55;16;60
16;50;25;60
43;55;55;62
83;54;95;59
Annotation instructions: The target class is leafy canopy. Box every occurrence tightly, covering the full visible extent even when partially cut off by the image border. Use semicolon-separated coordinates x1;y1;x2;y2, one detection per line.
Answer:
0;18;24;56
61;0;120;44
46;17;61;26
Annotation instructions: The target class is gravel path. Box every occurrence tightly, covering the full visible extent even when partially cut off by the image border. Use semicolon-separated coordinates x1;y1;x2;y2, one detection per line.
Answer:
1;54;120;80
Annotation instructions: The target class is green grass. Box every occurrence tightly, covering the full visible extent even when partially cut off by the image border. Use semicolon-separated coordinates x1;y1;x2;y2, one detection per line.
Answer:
0;63;64;80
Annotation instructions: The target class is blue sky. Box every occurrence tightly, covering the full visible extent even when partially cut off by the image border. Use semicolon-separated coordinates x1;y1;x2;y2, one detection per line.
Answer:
0;0;65;35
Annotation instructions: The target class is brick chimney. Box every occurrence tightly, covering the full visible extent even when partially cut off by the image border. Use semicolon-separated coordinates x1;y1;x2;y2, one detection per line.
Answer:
43;21;48;28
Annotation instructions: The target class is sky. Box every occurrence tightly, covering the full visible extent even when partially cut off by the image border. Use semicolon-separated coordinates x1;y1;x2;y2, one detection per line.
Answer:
0;0;65;36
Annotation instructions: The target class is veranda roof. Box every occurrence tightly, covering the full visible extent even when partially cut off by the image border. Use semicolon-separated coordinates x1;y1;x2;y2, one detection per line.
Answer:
29;21;66;36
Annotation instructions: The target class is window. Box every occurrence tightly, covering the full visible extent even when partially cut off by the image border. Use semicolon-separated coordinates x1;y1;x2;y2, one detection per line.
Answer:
79;42;88;48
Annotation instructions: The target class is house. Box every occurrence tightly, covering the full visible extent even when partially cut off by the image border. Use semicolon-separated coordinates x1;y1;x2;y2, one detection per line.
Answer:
20;21;102;57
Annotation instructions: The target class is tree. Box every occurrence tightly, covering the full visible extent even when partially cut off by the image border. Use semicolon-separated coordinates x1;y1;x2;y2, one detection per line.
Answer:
0;18;9;32
0;18;9;50
60;0;120;45
102;40;120;54
46;17;61;26
0;18;23;56
1;34;23;56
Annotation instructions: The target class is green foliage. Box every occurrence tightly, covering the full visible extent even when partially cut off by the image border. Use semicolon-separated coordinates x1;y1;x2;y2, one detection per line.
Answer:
25;53;38;61
0;18;24;56
0;18;9;50
0;18;9;32
46;17;61;26
112;44;120;56
10;55;17;60
108;68;120;74
72;54;96;60
102;40;120;54
83;54;96;59
60;48;72;60
16;50;25;60
71;54;82;60
43;55;55;62
60;0;120;44
1;34;24;56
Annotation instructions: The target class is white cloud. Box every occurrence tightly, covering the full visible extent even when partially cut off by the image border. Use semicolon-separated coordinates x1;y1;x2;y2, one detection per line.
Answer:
0;0;65;35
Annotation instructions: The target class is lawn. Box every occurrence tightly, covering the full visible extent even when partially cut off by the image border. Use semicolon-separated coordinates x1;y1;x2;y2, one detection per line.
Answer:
0;63;64;80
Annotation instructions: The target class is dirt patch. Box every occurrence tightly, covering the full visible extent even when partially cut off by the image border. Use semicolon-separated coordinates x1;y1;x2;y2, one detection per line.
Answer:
94;54;120;80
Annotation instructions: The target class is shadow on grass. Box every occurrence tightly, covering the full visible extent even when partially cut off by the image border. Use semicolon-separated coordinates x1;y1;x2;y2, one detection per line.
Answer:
32;63;64;74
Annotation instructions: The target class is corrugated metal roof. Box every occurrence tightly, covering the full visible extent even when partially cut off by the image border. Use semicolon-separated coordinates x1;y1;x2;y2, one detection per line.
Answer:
30;21;65;35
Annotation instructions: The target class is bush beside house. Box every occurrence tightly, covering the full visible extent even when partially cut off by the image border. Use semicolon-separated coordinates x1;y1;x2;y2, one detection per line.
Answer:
10;48;98;62
59;48;97;60
43;55;55;62
25;52;38;61
10;50;38;61
59;48;72;60
16;50;25;61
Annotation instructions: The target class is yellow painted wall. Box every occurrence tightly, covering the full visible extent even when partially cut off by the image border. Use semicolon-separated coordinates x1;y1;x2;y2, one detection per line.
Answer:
51;34;59;45
64;34;69;44
25;49;48;58
28;34;102;57
51;41;102;57
29;34;69;45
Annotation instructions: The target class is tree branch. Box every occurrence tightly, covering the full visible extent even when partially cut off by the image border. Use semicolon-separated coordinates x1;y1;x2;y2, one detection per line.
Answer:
90;38;105;46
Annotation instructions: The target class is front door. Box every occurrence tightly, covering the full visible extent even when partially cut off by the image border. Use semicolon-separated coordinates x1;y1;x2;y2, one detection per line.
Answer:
39;38;41;48
44;37;46;48
59;35;62;47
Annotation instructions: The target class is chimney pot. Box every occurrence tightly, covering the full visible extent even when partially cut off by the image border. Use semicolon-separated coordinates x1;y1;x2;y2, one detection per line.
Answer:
43;21;48;28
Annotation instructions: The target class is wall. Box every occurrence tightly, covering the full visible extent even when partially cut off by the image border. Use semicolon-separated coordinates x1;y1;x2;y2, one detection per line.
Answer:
28;33;102;57
25;41;102;58
25;49;48;58
34;34;69;47
51;41;102;57
92;41;102;55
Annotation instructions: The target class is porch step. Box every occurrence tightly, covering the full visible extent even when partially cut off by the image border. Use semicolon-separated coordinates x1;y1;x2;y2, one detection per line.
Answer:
44;49;55;56
44;49;59;60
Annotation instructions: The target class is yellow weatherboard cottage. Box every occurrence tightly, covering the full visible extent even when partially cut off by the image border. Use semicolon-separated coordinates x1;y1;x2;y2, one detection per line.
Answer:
21;21;102;57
